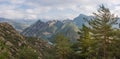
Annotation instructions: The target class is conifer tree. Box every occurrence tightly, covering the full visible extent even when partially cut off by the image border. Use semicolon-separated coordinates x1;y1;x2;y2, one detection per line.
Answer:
78;25;96;59
77;5;120;59
87;5;119;59
54;34;72;59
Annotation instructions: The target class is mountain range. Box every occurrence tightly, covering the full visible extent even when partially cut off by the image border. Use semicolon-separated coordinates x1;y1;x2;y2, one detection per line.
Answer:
21;14;90;42
0;14;92;42
22;20;79;42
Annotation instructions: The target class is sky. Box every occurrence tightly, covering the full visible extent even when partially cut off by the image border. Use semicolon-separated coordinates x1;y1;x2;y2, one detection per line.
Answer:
0;0;120;20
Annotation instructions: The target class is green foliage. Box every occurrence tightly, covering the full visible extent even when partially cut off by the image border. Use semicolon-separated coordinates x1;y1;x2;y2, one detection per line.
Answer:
42;47;56;59
0;39;9;59
88;5;119;59
55;34;72;59
25;37;56;59
19;47;39;59
77;25;97;59
0;51;9;59
76;5;120;59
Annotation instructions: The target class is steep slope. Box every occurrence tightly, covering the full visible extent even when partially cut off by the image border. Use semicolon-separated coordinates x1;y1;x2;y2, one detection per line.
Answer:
0;22;52;59
22;20;79;42
0;22;27;58
73;14;92;28
22;20;64;40
25;37;53;59
46;20;63;34
22;20;48;38
60;22;79;42
0;18;35;32
50;21;79;42
0;22;27;47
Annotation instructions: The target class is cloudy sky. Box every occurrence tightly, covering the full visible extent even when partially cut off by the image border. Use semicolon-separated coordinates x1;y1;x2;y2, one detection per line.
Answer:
0;0;120;20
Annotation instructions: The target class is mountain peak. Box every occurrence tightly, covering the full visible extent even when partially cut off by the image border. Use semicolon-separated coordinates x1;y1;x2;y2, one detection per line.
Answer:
35;20;44;24
0;22;11;26
0;22;15;33
79;14;87;17
0;22;24;39
73;14;92;27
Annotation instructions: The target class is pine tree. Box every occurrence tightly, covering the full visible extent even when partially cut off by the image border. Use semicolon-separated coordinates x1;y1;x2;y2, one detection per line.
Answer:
88;5;119;59
78;25;96;59
111;29;120;58
54;34;72;59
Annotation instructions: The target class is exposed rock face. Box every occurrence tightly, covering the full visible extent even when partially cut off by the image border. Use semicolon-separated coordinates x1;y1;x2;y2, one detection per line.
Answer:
22;20;49;37
0;22;52;59
22;20;64;40
0;22;27;58
0;22;26;44
21;20;79;42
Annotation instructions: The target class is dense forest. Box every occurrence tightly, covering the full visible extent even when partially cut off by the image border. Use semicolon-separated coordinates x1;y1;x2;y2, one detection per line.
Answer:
1;5;120;59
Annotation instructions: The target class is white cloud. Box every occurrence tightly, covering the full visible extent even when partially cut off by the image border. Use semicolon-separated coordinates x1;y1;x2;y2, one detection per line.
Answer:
0;0;120;20
10;0;25;4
